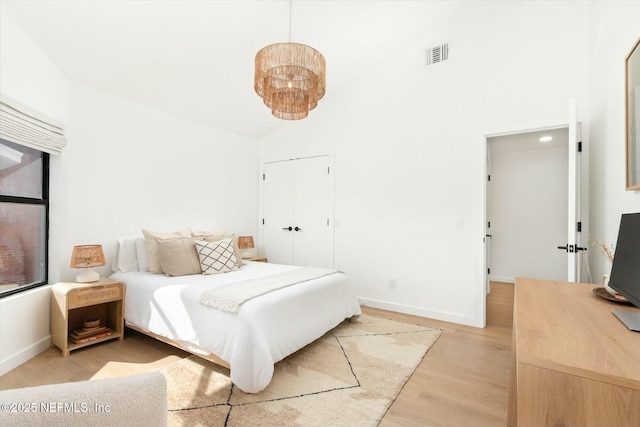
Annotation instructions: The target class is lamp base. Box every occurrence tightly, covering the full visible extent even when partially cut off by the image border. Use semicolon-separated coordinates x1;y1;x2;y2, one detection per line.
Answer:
76;269;100;283
240;249;257;259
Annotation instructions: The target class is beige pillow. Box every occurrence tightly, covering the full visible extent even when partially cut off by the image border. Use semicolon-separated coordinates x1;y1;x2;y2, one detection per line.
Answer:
194;238;239;275
157;237;201;276
192;229;227;240
202;233;245;267
142;229;191;274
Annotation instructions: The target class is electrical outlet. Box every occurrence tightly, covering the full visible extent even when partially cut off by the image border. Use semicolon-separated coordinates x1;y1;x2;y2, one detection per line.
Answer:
388;278;397;289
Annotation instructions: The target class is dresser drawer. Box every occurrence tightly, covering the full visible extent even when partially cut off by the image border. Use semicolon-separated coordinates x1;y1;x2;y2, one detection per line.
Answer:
68;284;122;309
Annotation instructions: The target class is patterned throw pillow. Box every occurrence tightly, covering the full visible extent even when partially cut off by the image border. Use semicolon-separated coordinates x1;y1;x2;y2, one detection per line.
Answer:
194;238;239;274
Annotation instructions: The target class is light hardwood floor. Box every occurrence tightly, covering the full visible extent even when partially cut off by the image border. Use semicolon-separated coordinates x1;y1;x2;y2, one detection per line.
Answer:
378;281;513;426
0;282;514;426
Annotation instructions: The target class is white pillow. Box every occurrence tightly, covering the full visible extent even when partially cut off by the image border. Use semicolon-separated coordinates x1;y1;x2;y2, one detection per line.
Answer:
135;236;149;272
112;235;141;273
194;238;239;275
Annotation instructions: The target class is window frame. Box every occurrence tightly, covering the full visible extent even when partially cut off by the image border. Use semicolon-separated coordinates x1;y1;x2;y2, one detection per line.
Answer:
0;147;50;298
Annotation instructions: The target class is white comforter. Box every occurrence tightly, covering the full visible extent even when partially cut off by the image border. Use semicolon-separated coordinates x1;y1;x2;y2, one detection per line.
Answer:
110;261;361;393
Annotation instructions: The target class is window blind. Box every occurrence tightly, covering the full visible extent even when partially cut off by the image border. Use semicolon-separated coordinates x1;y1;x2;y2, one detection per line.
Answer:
0;99;67;155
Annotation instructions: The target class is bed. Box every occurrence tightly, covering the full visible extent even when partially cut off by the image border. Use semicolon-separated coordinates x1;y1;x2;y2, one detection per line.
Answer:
109;234;361;393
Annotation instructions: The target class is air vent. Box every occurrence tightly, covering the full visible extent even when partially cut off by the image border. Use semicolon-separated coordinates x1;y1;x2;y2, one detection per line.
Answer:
426;43;449;66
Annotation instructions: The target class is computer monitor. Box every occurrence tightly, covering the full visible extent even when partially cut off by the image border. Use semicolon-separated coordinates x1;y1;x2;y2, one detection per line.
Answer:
608;212;640;331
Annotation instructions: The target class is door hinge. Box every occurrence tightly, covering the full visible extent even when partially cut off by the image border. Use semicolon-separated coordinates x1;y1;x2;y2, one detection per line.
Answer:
487;175;491;181
487;221;491;228
262;173;265;180
262;218;265;225
487;268;491;274
578;141;582;152
327;166;330;174
577;221;582;232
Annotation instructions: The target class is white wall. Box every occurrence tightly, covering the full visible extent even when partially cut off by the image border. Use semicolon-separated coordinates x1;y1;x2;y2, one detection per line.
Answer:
587;1;640;284
0;8;68;124
61;83;259;281
260;1;591;326
0;7;68;375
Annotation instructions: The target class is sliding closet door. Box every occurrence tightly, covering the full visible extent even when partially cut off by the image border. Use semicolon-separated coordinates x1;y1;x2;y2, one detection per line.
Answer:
262;156;334;268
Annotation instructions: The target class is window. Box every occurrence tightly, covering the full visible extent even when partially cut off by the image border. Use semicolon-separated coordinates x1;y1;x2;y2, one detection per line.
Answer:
0;139;49;297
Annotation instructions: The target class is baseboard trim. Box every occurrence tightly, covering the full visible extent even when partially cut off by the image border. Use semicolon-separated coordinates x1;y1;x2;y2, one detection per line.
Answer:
0;336;51;376
357;297;482;328
489;276;515;284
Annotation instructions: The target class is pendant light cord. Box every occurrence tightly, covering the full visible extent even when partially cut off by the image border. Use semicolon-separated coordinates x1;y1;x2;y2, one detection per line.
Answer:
288;0;292;42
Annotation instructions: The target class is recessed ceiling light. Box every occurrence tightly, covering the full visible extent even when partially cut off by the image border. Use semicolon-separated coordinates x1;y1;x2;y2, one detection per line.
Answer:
539;136;553;143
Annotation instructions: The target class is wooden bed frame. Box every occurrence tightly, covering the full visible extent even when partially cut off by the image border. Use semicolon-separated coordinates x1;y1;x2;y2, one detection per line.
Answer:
126;323;231;369
126;314;360;371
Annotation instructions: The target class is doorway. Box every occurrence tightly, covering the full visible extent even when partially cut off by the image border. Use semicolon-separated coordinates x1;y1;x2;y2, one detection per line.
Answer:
486;127;569;284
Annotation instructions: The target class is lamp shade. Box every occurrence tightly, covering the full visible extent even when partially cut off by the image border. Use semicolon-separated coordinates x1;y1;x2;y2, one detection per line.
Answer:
237;236;256;259
254;43;326;120
70;245;105;283
69;245;106;268
237;236;255;249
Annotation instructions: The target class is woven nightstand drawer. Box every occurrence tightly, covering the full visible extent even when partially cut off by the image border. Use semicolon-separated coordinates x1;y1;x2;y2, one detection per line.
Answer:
68;284;122;309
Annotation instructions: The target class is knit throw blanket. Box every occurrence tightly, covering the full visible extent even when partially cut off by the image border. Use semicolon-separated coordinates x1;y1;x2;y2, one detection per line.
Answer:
200;267;340;313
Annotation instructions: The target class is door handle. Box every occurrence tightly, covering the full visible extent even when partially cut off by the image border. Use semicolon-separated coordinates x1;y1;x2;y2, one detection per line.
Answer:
294;226;302;231
558;244;587;253
282;226;292;231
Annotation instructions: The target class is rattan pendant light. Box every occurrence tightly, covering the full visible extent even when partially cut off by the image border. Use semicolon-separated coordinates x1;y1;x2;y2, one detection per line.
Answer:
254;1;326;120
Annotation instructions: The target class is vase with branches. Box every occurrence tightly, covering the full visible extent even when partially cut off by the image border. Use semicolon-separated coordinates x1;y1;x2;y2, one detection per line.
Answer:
590;236;617;295
589;237;629;302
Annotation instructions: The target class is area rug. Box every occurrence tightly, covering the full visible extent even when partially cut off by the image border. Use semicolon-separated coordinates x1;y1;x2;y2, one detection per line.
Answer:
159;314;442;426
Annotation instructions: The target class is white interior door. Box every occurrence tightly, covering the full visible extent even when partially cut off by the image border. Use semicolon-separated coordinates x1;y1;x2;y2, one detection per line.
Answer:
485;145;492;295
263;160;295;264
292;156;333;268
262;156;334;268
566;98;584;282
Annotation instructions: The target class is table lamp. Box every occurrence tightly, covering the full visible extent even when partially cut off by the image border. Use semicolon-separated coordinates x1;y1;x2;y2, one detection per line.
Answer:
69;245;106;282
237;236;255;259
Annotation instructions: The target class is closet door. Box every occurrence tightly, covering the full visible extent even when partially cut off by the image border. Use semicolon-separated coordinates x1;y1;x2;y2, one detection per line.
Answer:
263;160;295;265
293;156;333;268
262;156;334;268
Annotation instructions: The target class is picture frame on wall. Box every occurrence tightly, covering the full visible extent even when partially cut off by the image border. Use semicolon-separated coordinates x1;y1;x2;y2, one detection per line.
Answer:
625;38;640;191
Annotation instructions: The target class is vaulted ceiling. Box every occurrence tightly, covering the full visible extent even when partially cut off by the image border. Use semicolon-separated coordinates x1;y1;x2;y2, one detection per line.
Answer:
3;1;464;140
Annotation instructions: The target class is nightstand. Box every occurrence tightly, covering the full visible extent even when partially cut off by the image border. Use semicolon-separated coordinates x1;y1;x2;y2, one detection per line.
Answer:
51;278;125;356
245;257;268;262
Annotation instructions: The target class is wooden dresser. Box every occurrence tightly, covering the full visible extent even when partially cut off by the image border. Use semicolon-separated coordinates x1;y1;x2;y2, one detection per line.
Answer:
508;277;640;426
